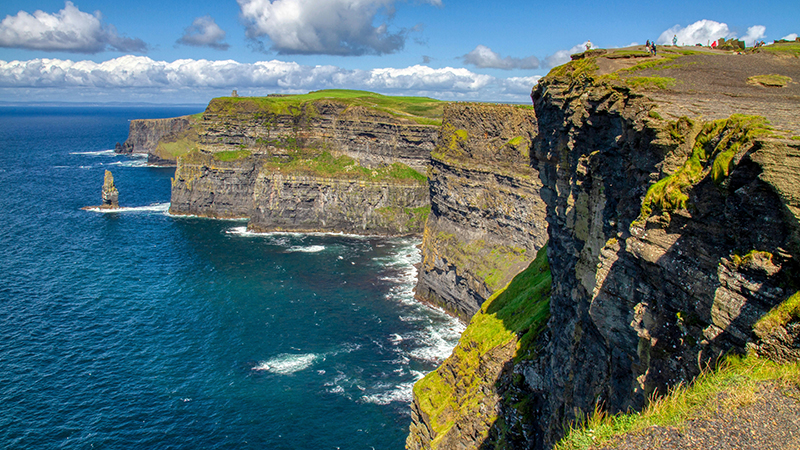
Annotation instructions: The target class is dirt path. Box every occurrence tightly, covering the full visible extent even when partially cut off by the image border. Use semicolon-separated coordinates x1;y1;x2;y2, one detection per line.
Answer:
591;383;800;450
597;46;800;135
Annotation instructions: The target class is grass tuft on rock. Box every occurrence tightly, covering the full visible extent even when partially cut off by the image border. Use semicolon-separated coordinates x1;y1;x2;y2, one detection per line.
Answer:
555;354;800;450
637;114;772;222
747;74;793;87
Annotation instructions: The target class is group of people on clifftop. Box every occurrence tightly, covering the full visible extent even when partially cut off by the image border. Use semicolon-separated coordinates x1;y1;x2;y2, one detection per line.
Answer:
645;40;658;56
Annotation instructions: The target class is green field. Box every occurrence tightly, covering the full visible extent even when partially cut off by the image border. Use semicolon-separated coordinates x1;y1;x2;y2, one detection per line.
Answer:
208;89;445;125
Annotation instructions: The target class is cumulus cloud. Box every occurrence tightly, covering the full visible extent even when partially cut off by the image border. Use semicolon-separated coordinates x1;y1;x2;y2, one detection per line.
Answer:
237;0;437;55
177;16;229;50
0;56;538;102
657;19;767;47
543;42;589;69
0;1;146;53
782;33;798;41
741;25;766;46
658;20;729;46
462;45;539;70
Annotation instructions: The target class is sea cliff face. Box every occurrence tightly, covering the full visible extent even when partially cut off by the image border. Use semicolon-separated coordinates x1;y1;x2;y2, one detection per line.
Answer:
414;103;548;320
196;96;438;173
118;116;195;164
168;92;439;235
409;46;800;449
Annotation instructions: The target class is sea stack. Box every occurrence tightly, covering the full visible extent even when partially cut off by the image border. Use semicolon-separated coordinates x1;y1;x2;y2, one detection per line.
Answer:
101;170;119;209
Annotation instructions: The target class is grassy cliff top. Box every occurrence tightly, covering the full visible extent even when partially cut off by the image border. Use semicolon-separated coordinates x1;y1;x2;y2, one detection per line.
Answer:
205;89;444;125
544;42;800;138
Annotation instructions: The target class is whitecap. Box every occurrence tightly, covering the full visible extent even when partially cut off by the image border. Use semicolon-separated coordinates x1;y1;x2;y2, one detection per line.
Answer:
360;381;415;405
286;245;325;253
84;202;170;214
70;149;117;156
109;158;149;168
252;353;318;375
408;320;465;364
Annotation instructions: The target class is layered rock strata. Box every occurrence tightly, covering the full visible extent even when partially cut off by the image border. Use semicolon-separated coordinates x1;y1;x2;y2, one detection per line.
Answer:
118;116;194;163
414;103;548;320
409;46;800;449
168;94;437;235
195;97;439;173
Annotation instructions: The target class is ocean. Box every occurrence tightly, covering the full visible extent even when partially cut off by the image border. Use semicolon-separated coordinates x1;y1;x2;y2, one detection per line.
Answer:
0;106;463;449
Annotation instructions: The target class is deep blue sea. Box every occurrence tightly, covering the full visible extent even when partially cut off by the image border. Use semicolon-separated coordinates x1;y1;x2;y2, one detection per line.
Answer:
0;106;462;449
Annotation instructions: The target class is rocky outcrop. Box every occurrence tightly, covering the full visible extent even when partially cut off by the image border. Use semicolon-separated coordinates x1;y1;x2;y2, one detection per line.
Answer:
118;116;194;159
414;103;548;320
408;46;800;450
101;170;119;208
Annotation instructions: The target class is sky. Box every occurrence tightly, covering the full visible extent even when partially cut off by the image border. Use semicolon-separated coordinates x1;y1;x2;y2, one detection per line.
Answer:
0;0;797;104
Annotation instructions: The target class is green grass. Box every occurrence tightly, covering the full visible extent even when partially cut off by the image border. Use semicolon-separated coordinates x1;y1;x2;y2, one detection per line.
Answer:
626;76;676;90
260;149;427;183
555;354;800;450
761;42;800;57
754;291;800;335
206;89;444;125
376;205;431;231
637;114;772;221
413;245;551;445
213;149;251;161
747;74;793;87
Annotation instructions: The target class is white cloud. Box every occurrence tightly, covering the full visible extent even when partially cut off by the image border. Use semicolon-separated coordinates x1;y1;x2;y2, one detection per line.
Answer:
781;33;798;41
237;0;438;55
741;25;766;46
0;56;539;102
657;19;767;47
0;1;146;53
543;42;589;68
177;16;229;51
658;20;730;46
462;45;539;70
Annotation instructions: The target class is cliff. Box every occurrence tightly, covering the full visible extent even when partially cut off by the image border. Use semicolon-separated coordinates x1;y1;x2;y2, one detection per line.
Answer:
414;103;548;320
193;90;441;173
409;43;800;449
118;115;196;164
168;90;440;235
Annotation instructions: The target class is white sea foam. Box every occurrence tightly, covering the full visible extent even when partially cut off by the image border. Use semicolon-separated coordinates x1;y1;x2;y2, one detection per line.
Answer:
408;320;465;364
253;353;319;374
84;202;171;214
70;149;117;156
110;158;149;168
286;245;325;253
360;381;416;405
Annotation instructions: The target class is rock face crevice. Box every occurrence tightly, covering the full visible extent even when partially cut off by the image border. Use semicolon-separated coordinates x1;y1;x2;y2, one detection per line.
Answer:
414;103;548;320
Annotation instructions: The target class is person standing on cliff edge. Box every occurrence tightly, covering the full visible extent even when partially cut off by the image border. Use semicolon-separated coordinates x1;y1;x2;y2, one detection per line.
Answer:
673;34;678;46
586;40;592;50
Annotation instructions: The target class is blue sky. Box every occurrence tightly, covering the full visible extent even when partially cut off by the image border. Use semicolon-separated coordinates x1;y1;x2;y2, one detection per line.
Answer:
0;0;797;104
